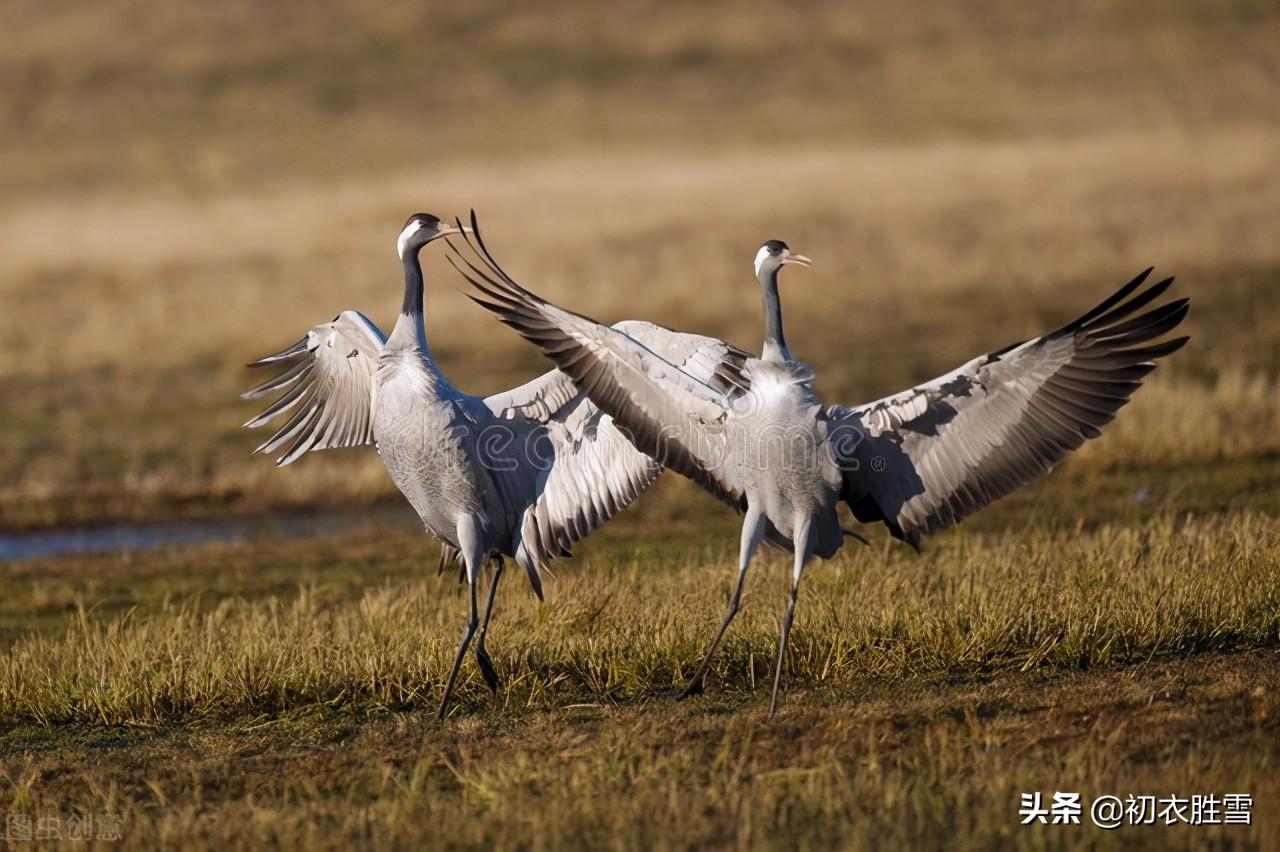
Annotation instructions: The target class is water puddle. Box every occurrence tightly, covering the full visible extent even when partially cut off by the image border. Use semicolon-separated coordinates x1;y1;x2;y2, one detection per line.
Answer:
0;507;417;562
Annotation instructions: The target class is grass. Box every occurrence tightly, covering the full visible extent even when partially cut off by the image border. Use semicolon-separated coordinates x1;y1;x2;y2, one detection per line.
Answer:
4;0;1280;847
3;0;1279;200
2;1;1280;531
1;508;1278;848
0;653;1275;849
3;270;1276;529
4;512;1280;724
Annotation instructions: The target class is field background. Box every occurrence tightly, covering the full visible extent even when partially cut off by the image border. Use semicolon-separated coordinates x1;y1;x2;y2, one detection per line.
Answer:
2;0;1278;848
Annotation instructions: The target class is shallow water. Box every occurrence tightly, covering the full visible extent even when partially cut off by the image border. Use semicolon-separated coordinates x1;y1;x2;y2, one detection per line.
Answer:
0;507;417;562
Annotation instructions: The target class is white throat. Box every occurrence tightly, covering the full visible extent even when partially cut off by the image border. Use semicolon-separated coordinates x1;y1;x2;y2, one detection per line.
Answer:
753;245;773;279
397;220;425;260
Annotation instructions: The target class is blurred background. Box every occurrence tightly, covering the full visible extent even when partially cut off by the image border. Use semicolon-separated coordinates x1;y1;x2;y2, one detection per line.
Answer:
3;0;1278;532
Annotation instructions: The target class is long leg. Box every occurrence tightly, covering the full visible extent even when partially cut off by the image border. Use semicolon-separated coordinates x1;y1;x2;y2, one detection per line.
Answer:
769;515;813;716
437;517;485;721
677;502;766;699
473;556;505;692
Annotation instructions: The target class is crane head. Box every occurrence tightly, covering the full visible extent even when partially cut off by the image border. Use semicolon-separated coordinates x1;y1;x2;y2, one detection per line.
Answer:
754;239;813;280
397;212;472;260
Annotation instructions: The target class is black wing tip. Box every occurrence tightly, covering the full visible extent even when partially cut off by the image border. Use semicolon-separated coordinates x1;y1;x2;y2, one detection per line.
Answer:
1095;297;1191;346
1060;267;1187;340
464;293;516;316
524;559;546;601
1156;334;1191;356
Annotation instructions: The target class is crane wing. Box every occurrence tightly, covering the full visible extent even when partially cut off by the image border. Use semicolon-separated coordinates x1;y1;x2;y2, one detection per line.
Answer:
450;218;753;507
478;368;658;591
509;393;662;591
828;269;1189;546
242;310;386;465
610;320;752;401
482;368;584;423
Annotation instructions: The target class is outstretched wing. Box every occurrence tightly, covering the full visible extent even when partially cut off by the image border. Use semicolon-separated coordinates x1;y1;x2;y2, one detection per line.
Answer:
610;320;752;402
477;369;657;596
437;391;662;598
503;323;753;569
514;393;662;592
242;310;386;465
829;269;1189;546
450;216;752;507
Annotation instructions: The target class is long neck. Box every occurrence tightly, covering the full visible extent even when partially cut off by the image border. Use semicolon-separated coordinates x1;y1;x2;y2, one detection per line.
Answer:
759;267;791;362
401;250;424;316
386;247;437;366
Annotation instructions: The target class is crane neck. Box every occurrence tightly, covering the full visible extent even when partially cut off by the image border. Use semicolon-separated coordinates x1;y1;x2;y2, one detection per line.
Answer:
401;250;424;316
759;267;791;362
386;245;438;365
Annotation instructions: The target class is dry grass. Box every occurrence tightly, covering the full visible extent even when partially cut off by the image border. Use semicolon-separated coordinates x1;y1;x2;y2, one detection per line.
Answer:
1;513;1278;848
3;513;1279;725
3;651;1275;850
4;0;1280;847
2;0;1279;529
1076;366;1280;468
2;132;1278;528
1;656;1276;850
4;0;1279;199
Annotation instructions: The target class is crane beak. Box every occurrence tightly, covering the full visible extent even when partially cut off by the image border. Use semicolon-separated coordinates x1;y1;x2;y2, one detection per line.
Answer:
783;253;812;268
436;222;474;239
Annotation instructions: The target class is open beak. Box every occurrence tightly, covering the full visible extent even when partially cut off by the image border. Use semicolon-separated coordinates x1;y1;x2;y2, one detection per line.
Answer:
783;252;812;268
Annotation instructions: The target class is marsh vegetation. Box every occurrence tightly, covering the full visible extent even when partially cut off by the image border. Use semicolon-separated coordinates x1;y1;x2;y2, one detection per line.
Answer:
2;0;1278;847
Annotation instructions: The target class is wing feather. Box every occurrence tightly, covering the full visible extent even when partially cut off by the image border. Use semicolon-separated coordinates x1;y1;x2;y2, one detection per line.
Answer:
511;396;663;592
476;367;662;596
242;310;386;465
449;215;750;506
829;270;1189;544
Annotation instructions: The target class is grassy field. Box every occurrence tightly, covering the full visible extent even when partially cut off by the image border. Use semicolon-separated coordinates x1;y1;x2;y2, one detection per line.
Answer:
2;504;1278;848
3;0;1279;848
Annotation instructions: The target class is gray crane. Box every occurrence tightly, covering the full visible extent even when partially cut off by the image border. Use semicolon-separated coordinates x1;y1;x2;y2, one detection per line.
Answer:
242;213;663;718
452;213;1190;714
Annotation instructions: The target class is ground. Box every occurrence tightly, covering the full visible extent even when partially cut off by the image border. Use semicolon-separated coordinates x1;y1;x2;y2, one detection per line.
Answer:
2;501;1278;848
2;0;1278;848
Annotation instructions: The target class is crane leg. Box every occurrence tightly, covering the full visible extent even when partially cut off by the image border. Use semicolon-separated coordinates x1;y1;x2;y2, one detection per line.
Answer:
678;503;766;699
769;516;812;716
473;557;505;692
437;518;485;721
